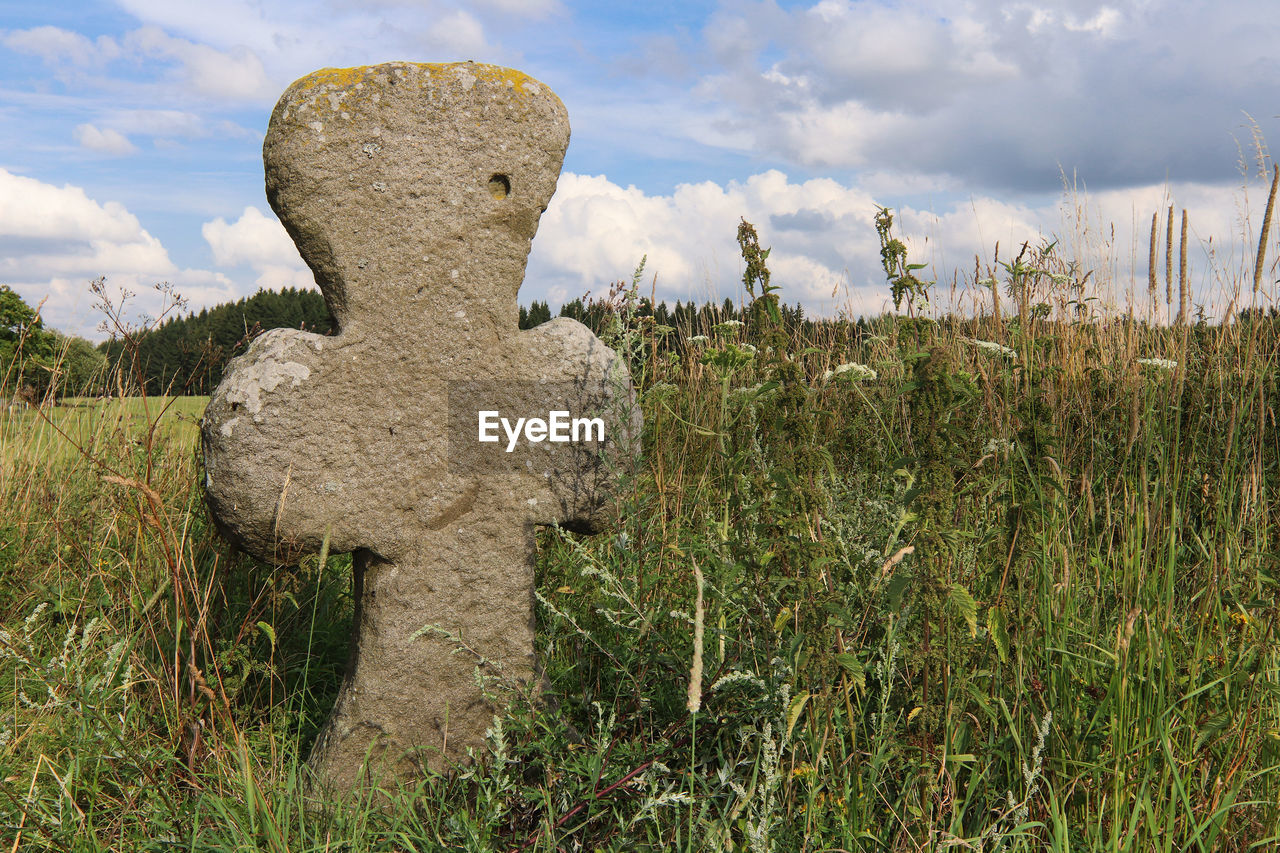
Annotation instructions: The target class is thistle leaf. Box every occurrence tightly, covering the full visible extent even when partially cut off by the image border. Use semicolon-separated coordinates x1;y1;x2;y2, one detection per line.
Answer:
948;584;979;638
834;652;866;693
786;691;811;740
987;604;1010;664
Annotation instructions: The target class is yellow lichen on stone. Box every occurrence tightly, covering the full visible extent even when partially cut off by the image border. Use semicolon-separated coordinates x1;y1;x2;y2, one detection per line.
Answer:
297;65;372;90
292;62;539;100
281;62;551;125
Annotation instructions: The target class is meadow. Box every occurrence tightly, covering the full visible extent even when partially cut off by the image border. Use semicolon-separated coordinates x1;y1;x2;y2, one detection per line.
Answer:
0;207;1277;852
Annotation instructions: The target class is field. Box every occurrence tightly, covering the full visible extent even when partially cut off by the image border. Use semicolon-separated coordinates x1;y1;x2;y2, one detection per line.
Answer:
1;217;1278;851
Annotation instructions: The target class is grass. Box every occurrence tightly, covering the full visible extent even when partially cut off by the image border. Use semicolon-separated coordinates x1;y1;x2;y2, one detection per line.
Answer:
1;396;204;464
0;204;1278;851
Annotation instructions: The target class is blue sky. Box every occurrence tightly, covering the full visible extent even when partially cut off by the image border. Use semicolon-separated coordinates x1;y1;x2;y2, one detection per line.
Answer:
2;0;1278;339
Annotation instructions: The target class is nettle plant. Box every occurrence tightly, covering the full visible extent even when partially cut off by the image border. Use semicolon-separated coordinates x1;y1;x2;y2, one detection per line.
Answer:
875;206;933;316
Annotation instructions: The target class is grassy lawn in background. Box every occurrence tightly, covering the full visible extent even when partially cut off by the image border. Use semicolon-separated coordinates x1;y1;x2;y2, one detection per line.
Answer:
1;395;205;465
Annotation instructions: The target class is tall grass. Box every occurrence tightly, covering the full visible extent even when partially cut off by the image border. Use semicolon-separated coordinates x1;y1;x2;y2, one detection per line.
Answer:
0;180;1277;850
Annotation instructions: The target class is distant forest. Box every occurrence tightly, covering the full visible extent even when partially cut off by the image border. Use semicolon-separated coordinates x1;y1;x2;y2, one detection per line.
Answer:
99;287;334;397
99;287;837;396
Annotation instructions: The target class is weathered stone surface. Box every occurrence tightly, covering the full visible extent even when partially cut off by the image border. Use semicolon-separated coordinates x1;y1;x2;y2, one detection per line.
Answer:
200;62;637;797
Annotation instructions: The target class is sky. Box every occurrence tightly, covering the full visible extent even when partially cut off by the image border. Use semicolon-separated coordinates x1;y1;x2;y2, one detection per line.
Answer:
1;0;1278;340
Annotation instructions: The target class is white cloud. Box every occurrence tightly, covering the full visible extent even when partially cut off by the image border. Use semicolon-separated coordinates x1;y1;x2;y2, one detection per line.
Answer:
2;25;120;66
109;0;503;85
112;0;303;55
105;109;206;138
527;169;1258;321
696;0;1280;193
530;170;889;316
74;124;138;156
1024;4;1125;37
0;170;148;243
469;0;562;18
124;26;272;101
202;206;313;291
0;169;238;338
1067;6;1123;36
3;23;272;104
426;10;490;55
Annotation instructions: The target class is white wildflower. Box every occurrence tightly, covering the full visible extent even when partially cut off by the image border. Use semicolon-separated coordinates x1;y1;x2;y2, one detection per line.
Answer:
687;335;709;345
983;437;1015;456
710;670;767;693
831;362;876;381
714;320;745;333
1137;357;1177;371
964;337;1017;358
730;381;767;399
24;602;48;635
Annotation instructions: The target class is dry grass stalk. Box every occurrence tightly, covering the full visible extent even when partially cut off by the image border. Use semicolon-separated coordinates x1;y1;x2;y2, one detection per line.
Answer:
991;243;1001;323
1148;212;1159;306
1166;204;1174;307
880;545;915;577
685;560;705;714
1254;164;1279;294
1178;209;1189;325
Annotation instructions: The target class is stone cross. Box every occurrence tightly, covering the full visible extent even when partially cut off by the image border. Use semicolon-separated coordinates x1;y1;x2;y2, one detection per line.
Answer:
200;62;636;797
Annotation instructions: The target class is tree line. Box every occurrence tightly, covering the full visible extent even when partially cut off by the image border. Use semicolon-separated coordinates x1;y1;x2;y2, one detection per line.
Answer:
97;287;334;397
105;289;830;397
1;284;105;404
2;283;840;402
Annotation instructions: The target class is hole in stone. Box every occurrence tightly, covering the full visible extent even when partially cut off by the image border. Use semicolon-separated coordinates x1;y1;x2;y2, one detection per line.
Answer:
488;174;511;200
